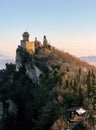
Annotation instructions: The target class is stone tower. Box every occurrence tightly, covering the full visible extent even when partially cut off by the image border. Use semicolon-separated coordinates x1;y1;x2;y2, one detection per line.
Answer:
23;32;29;41
21;32;30;49
20;32;35;54
43;35;48;47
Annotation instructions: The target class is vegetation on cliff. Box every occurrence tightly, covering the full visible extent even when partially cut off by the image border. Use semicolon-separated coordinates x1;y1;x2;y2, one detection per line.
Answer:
0;46;96;130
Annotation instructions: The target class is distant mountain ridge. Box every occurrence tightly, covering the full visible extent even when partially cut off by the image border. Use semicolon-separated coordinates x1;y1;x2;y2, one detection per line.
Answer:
80;56;96;66
0;59;15;70
0;53;8;59
0;53;13;59
0;52;14;70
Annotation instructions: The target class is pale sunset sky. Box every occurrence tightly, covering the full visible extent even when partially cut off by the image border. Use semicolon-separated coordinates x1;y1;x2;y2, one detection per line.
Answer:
0;0;96;58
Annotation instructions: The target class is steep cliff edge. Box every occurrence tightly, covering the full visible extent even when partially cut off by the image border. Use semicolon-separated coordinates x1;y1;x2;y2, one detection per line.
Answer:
16;46;43;85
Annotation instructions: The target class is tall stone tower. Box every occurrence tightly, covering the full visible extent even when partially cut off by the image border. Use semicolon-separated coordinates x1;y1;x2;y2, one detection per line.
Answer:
23;32;29;41
21;32;30;49
20;32;35;54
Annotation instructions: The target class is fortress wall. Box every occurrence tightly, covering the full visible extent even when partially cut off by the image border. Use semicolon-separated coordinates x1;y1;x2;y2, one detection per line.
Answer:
26;41;35;54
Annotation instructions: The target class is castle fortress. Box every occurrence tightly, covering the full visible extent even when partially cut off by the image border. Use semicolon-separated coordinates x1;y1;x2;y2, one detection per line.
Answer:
20;32;48;54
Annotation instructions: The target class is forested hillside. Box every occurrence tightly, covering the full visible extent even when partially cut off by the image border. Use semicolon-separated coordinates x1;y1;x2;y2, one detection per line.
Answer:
0;46;95;130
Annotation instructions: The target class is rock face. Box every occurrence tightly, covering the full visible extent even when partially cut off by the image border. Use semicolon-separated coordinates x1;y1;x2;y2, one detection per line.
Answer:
26;63;42;85
16;48;23;71
16;46;43;84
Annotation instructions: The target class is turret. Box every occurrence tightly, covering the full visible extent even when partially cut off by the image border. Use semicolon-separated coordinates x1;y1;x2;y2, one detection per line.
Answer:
21;32;30;49
43;35;48;46
34;37;38;47
23;32;30;41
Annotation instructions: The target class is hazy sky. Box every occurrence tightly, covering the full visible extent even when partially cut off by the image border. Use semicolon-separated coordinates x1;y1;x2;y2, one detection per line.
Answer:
0;0;96;58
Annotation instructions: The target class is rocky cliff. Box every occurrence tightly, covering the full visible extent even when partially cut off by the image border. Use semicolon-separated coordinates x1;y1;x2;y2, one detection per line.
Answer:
16;46;43;85
0;45;95;130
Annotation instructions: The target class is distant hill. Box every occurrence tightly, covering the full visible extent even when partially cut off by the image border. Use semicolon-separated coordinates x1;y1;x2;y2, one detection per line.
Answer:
0;53;8;59
0;52;14;70
80;56;96;66
0;52;13;59
0;59;15;70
